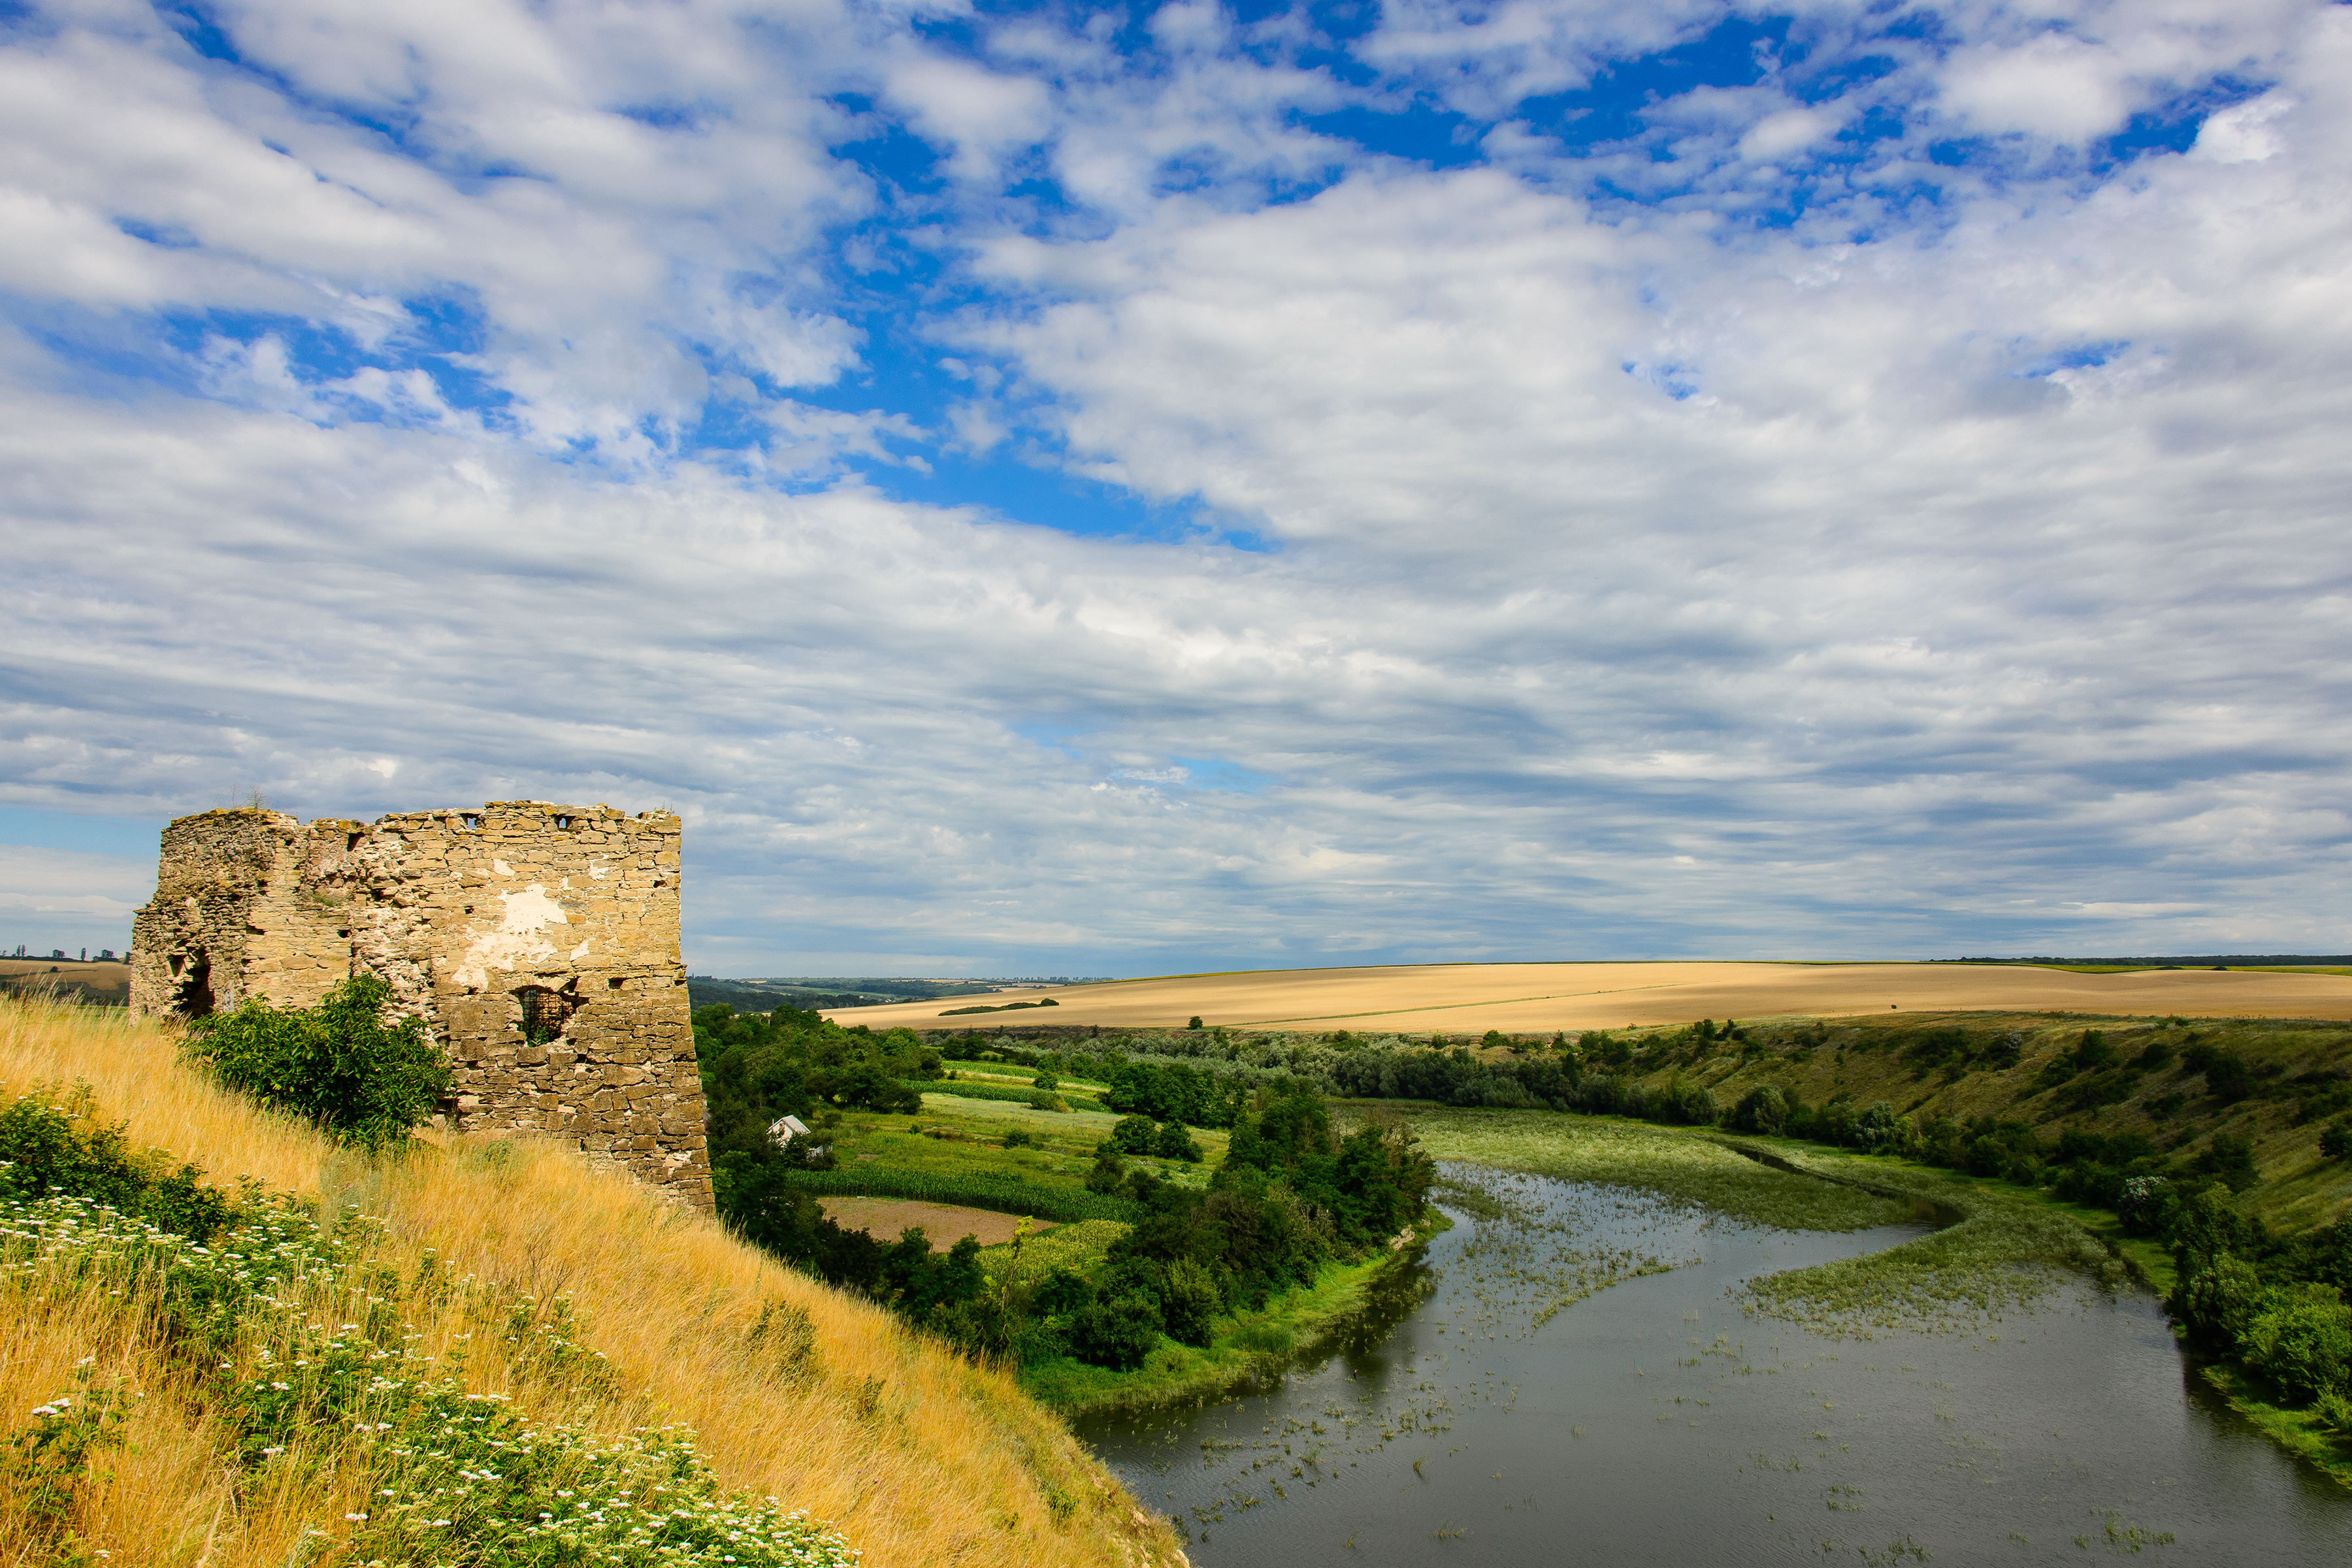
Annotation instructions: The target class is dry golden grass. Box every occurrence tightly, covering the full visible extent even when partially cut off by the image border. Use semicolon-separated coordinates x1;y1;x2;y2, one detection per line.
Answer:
832;960;2352;1034
0;1000;1188;1568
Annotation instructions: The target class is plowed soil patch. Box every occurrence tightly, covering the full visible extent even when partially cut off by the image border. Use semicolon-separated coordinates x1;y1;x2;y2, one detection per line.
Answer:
818;1196;1053;1250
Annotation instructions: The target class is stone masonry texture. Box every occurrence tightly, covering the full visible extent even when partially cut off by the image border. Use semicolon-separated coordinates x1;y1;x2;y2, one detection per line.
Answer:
129;802;711;1209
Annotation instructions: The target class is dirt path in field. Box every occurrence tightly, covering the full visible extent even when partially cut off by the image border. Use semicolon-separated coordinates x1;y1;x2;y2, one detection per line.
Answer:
817;1196;1054;1250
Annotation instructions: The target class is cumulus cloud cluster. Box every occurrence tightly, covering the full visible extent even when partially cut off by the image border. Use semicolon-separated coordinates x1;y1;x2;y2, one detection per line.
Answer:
1;0;2346;971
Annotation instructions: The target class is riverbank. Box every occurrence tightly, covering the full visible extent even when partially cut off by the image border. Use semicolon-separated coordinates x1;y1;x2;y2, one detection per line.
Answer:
1084;1156;2352;1565
1367;1103;2352;1484
1016;1217;1443;1418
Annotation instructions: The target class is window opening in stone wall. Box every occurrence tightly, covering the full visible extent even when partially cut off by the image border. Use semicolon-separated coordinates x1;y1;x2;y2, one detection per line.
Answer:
608;975;625;988
515;985;571;1045
461;813;482;829
171;951;214;1019
553;814;574;829
346;832;363;851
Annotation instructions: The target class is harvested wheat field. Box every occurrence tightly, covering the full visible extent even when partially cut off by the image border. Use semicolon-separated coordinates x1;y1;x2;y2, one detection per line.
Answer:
829;960;2352;1034
0;1000;1186;1568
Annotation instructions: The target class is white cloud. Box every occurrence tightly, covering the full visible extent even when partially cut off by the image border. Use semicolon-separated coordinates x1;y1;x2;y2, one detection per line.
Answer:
1;1;2350;970
1739;107;1837;162
0;0;870;451
1938;34;2137;142
0;845;155;951
2193;92;2299;163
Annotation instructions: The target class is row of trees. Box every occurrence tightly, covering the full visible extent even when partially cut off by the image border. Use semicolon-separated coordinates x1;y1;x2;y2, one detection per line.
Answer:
1023;1085;1434;1369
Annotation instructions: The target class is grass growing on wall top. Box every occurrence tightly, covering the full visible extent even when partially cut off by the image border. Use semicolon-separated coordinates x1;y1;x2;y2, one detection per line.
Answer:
0;999;1187;1568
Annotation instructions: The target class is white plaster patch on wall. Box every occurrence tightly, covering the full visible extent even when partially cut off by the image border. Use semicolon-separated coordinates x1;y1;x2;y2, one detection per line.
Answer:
493;858;514;876
587;860;608;880
451;883;570;990
570;939;593;960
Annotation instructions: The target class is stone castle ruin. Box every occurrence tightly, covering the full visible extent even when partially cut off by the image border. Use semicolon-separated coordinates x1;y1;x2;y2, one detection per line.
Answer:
129;802;710;1208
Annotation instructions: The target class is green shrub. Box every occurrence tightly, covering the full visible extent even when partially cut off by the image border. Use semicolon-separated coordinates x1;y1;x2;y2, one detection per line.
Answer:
1155;1258;1222;1348
2244;1288;2352;1404
1084;1149;1128;1195
2176;1252;2266;1346
2072;1030;2115;1072
2321;1120;2352;1161
1071;1289;1162;1370
2198;1132;2261;1192
1151;1121;1202;1162
182;974;449;1147
2187;1045;2253;1102
1730;1084;1789;1135
0;1089;235;1241
1111;1115;1158;1154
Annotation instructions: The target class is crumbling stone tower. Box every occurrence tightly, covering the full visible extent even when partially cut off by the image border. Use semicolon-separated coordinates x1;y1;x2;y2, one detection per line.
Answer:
129;802;710;1208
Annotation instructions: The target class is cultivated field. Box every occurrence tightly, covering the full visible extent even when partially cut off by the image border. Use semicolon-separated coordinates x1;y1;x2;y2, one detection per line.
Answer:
828;960;2352;1034
817;1195;1053;1249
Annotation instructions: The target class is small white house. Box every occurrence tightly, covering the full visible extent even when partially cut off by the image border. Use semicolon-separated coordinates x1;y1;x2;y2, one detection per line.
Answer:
770;1114;812;1143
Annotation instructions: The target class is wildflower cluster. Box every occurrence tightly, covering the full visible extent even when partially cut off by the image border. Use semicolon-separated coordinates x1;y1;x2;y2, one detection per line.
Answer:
346;1398;857;1567
5;1358;133;1552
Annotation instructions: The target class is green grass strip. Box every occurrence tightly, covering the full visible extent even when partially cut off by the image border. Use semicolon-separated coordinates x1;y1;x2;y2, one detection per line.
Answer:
913;1079;1105;1111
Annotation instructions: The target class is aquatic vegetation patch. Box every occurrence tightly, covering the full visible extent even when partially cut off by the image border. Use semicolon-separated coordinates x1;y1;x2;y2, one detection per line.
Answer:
1736;1147;2120;1335
1373;1108;1908;1233
1434;1166;1690;1337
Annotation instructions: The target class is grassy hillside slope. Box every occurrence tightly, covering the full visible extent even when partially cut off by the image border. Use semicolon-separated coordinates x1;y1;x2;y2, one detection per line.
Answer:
1601;1010;2352;1231
0;1000;1186;1568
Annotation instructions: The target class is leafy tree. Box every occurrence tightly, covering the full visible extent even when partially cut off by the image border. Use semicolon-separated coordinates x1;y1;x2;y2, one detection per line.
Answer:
2198;1132;2261;1192
182;974;449;1149
2321;1119;2352;1161
2073;1030;2116;1073
2187;1043;2253;1102
1071;1290;1162;1370
2244;1288;2352;1403
1085;1147;1127;1194
1152;1120;1201;1162
1731;1084;1789;1135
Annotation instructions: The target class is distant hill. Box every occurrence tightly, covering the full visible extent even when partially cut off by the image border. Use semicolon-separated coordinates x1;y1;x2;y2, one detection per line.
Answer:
1946;956;2352;970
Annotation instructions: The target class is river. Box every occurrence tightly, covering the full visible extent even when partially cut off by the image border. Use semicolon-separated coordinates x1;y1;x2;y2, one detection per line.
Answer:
1080;1163;2352;1566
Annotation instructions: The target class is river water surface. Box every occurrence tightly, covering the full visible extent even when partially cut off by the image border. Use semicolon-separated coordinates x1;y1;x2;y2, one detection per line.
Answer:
1081;1164;2352;1567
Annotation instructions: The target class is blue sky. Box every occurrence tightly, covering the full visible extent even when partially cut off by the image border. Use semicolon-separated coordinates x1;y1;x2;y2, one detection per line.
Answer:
1;0;2346;973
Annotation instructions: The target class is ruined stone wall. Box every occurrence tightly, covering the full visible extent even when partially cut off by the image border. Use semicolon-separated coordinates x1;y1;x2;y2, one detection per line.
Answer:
131;803;710;1209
